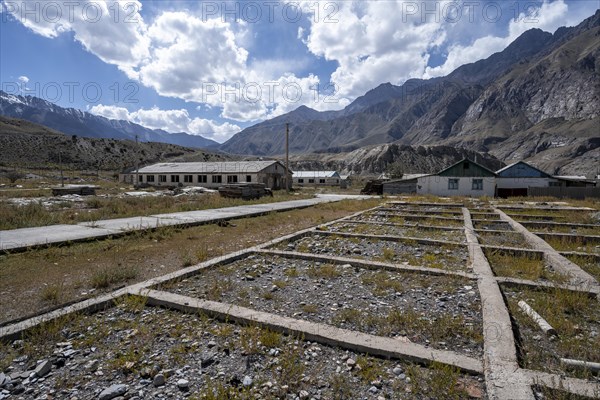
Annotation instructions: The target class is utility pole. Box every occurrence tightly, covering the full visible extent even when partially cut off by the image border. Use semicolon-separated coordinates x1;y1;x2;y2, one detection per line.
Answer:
59;151;64;187
135;134;139;187
285;123;290;193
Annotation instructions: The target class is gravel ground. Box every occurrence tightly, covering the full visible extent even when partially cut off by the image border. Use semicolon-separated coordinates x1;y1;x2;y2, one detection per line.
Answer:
348;214;464;228
0;300;487;400
274;234;470;272
475;232;533;249
159;254;483;358
322;222;466;244
472;220;513;231
387;206;463;214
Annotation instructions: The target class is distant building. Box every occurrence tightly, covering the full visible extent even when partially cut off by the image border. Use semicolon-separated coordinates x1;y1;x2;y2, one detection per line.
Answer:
382;174;428;195
120;161;292;190
496;161;596;197
383;160;496;197
293;171;341;186
416;159;497;197
496;161;561;197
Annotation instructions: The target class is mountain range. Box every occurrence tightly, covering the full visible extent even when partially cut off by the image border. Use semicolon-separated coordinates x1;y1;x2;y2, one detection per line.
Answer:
0;116;232;171
221;9;600;175
0;92;219;150
1;10;598;176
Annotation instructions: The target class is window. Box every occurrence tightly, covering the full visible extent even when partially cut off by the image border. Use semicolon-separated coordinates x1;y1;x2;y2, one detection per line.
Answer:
472;179;483;191
298;178;304;183
159;175;167;183
448;179;459;190
184;175;193;183
463;162;470;170
319;179;326;184
308;179;315;183
146;175;155;183
138;175;143;182
171;175;180;183
212;175;222;183
198;175;207;183
246;175;252;183
227;175;238;183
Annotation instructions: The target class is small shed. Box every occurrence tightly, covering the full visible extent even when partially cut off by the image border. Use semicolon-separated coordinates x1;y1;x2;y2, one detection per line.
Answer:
382;174;428;195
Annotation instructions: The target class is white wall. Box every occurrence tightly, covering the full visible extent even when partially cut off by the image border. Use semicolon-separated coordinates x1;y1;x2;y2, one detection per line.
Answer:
417;176;495;197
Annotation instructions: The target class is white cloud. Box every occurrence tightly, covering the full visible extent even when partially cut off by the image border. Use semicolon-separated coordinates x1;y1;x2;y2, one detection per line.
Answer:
303;1;448;98
9;0;598;126
5;1;149;77
18;75;29;84
424;0;590;78
89;104;241;142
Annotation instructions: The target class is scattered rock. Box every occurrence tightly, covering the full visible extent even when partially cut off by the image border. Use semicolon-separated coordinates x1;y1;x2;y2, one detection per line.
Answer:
153;374;165;387
98;384;127;400
34;359;52;377
177;379;189;390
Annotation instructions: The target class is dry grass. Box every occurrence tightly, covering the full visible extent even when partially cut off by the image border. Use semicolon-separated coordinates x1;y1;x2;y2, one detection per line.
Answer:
0;199;381;324
564;254;600;281
0;191;314;230
545;236;599;254
485;249;567;283
505;285;600;380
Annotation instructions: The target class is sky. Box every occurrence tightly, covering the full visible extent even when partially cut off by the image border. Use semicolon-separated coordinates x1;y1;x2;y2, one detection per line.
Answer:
1;0;598;143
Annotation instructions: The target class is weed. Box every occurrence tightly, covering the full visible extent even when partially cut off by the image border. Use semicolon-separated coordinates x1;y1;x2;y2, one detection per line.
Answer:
355;355;385;383
262;291;275;300
259;329;282;348
205;277;232;301
40;283;63;304
382;247;395;262
329;374;353;400
361;271;403;296
301;304;319;313
91;265;138;289
272;279;288;288
196;245;210;262
276;343;306;392
307;263;341;279
284;267;299;278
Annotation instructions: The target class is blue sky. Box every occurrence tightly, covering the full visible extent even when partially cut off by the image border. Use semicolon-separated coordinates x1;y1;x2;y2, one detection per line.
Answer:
1;0;598;142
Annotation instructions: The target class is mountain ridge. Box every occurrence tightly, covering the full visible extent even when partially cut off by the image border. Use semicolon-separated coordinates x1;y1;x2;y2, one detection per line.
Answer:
219;10;600;175
0;91;220;150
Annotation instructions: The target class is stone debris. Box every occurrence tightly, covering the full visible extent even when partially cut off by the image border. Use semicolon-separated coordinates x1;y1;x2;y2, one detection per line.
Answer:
98;384;127;400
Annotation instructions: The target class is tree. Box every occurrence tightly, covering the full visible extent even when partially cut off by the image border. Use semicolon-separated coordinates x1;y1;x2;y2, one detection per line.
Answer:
387;161;404;179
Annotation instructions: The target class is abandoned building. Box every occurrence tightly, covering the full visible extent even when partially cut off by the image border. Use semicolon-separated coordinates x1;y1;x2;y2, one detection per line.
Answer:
383;159;496;197
120;161;292;190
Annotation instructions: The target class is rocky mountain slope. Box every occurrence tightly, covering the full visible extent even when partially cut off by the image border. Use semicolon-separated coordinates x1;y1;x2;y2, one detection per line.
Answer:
290;144;504;176
0;116;228;171
0;92;219;149
221;10;600;175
